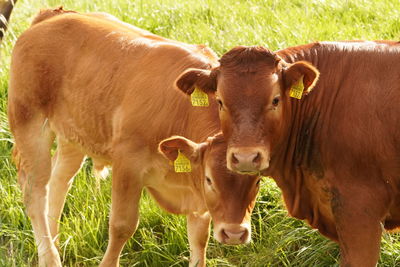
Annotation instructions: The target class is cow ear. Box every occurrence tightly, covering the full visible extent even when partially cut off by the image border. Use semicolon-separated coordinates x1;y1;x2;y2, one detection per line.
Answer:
158;136;206;164
283;61;319;97
175;68;217;95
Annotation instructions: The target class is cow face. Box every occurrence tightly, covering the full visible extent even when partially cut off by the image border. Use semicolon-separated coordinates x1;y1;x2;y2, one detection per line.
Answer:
159;134;260;245
175;46;319;174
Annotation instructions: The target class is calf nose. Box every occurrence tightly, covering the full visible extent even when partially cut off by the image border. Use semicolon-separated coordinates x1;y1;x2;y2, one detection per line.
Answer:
230;150;262;173
220;227;249;245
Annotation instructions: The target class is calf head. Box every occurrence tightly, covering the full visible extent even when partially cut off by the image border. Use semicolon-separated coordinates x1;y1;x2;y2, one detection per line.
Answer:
159;134;260;245
175;46;319;174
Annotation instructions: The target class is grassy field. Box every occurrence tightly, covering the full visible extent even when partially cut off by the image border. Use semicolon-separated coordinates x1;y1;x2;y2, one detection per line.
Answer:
1;0;400;266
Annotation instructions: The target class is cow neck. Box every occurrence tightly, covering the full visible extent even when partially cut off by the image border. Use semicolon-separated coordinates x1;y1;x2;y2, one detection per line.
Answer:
184;102;221;142
186;168;208;213
166;61;220;142
185;145;208;212
268;45;327;219
194;166;207;210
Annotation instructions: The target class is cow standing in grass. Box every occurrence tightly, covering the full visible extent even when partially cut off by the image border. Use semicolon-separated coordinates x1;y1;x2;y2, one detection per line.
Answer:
8;8;260;267
176;42;400;266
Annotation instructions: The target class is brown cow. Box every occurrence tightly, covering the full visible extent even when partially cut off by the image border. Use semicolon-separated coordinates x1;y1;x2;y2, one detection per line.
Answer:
176;42;400;266
8;8;260;267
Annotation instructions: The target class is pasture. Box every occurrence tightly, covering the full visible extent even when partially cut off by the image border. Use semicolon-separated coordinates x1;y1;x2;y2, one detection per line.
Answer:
1;0;400;266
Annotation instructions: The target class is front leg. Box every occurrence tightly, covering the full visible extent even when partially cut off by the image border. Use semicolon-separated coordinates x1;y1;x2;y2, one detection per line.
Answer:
331;184;389;267
100;155;143;267
187;212;211;267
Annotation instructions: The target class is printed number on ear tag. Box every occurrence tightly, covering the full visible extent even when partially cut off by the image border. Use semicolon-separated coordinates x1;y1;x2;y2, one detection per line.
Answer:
174;150;192;173
191;87;209;107
289;75;304;100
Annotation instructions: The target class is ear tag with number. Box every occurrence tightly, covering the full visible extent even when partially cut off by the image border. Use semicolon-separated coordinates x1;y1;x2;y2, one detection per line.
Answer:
289;75;304;100
174;150;192;173
191;87;209;107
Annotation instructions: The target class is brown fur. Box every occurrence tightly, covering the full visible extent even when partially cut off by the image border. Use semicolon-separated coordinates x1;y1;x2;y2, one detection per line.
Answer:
176;41;400;266
8;9;258;267
31;6;76;25
219;46;280;73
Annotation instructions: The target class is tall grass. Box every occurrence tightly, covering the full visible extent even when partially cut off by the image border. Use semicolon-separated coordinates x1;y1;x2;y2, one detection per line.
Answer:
1;0;400;266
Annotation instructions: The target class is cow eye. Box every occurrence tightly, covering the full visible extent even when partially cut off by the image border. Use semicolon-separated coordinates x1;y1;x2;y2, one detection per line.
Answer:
272;96;280;107
206;177;212;186
217;99;224;110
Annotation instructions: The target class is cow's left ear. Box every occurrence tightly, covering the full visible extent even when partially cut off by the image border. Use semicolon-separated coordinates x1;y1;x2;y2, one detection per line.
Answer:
175;68;218;95
283;61;320;97
158;136;206;164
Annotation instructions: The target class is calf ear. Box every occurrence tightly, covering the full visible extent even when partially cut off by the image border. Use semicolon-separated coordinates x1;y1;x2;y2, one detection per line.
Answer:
158;136;206;164
283;61;320;97
175;68;218;95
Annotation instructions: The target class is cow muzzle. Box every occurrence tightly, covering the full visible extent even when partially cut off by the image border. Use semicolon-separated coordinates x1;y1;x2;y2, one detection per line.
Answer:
227;147;269;174
214;223;251;245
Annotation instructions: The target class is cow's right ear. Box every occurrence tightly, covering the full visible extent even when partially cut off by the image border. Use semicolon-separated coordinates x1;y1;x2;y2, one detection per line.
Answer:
158;136;206;164
175;68;218;95
282;61;319;97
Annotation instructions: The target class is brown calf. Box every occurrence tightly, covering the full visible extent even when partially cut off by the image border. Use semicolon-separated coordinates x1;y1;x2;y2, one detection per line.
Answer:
8;9;259;267
176;42;400;266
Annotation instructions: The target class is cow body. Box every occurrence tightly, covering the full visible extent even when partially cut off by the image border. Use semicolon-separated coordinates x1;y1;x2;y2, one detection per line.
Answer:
273;41;400;237
8;9;259;267
177;41;400;266
271;43;400;266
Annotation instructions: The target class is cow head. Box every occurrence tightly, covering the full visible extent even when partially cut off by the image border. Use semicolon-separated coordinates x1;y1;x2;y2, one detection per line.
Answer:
175;46;319;174
159;134;260;245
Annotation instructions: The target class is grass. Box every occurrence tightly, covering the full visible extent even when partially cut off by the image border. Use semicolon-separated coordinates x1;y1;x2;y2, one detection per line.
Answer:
1;0;400;266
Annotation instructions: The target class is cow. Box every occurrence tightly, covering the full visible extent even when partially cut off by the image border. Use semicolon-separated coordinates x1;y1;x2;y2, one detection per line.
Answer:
8;8;260;267
175;42;400;266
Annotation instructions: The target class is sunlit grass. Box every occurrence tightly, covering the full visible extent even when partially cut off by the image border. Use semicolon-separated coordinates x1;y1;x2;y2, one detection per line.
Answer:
1;0;400;266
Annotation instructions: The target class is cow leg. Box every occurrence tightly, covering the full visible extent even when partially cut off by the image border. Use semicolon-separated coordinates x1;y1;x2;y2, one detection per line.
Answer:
100;153;143;267
331;185;387;267
11;117;61;267
48;139;85;245
336;212;382;267
187;212;211;267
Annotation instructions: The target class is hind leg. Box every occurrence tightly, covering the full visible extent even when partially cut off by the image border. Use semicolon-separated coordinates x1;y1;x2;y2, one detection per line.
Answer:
11;116;61;267
48;138;85;245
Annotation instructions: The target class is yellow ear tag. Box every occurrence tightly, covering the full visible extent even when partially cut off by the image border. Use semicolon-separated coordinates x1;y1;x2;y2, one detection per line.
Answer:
289;75;305;100
174;150;192;173
191;87;209;107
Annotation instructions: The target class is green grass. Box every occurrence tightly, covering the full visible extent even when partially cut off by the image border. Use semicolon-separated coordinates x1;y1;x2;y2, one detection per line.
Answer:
1;0;400;266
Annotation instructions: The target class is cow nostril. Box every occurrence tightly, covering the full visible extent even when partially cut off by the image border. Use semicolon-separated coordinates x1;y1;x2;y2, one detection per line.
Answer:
231;153;239;164
221;229;229;240
240;229;249;242
223;228;246;240
252;152;261;164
